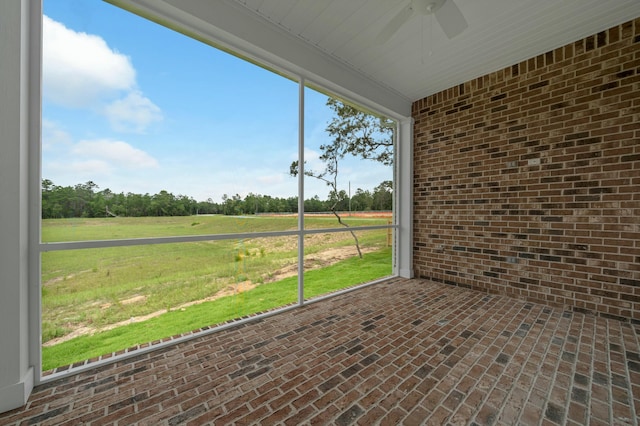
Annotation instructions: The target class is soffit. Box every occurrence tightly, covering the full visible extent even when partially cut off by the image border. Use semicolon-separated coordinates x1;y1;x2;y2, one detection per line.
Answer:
231;0;640;101
114;0;640;117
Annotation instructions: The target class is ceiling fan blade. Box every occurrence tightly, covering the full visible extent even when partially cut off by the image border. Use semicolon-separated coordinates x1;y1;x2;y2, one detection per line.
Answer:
434;0;468;39
376;3;415;44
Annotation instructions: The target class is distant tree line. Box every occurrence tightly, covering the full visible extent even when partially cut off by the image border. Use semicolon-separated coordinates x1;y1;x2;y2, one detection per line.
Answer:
41;179;393;219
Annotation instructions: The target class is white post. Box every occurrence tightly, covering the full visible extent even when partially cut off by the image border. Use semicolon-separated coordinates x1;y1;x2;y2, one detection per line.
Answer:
348;181;351;216
396;117;414;278
297;78;305;306
0;0;39;413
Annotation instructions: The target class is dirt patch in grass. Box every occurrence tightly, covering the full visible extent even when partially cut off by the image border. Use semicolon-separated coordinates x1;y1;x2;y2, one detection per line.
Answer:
99;295;147;310
43;270;92;286
43;244;372;347
266;245;377;282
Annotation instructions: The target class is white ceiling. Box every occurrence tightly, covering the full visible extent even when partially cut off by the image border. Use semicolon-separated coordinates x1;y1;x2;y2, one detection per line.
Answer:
230;0;640;101
116;0;640;117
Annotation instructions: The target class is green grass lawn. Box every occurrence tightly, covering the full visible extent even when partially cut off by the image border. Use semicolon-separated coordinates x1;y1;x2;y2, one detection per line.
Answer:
42;248;392;371
41;215;393;370
42;214;389;242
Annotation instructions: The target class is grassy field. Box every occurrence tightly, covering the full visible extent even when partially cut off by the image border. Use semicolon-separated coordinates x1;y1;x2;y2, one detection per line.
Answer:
42;248;391;370
42;213;390;242
42;214;393;370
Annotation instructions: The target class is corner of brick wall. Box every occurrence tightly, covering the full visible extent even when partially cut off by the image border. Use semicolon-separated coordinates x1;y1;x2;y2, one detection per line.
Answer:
412;17;640;321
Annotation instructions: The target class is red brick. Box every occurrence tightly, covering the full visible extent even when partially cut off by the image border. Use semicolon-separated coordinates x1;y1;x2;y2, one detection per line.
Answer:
3;276;640;426
412;17;640;322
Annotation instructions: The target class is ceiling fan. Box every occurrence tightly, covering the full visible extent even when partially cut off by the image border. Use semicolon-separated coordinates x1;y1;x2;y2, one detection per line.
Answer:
376;0;468;44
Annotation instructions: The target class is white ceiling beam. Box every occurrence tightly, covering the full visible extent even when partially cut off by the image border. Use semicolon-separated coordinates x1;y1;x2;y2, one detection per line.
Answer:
107;0;412;118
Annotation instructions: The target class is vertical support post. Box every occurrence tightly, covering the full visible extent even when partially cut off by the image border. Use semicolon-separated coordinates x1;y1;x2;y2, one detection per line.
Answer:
297;78;305;306
29;0;44;385
0;0;40;413
396;117;414;278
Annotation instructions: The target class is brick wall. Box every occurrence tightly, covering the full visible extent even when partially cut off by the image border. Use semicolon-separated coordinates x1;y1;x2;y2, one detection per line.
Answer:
412;18;640;321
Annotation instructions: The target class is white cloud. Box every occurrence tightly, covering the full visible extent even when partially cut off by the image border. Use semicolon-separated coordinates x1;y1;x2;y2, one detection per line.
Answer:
104;91;163;133
43;16;136;107
42;119;73;150
257;173;285;185
42;16;163;133
68;159;113;175
304;147;330;175
71;139;159;170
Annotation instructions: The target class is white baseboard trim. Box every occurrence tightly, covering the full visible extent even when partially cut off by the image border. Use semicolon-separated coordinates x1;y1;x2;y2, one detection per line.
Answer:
0;367;34;414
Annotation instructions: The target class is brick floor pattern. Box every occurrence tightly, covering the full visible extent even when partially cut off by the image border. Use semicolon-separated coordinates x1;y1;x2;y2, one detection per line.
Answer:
2;278;639;425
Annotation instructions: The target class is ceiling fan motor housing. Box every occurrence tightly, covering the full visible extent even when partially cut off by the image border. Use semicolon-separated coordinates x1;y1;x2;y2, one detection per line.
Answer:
415;0;447;15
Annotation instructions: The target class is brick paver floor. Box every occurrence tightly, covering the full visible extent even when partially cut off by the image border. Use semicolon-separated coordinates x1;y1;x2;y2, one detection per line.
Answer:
2;278;639;425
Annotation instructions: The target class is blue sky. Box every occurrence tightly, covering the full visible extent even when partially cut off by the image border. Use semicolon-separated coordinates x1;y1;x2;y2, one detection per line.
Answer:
42;0;392;202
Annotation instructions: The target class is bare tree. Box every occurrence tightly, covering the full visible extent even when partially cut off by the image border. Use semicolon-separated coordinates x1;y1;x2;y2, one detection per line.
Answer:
324;98;394;166
290;153;363;258
290;98;395;258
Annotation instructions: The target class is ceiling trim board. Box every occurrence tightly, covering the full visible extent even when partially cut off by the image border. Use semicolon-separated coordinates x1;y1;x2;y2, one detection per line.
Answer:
109;0;412;118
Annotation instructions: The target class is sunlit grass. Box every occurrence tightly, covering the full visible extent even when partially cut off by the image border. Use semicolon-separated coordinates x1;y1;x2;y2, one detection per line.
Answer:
42;216;392;342
42;248;392;371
